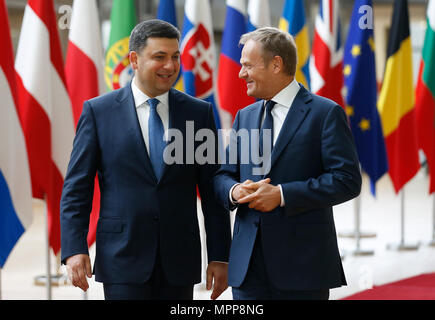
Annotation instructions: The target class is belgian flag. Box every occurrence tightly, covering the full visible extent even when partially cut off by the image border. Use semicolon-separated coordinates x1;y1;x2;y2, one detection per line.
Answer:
378;0;420;193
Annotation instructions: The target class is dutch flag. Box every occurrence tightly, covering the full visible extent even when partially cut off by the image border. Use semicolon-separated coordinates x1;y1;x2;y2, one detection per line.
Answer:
0;0;33;268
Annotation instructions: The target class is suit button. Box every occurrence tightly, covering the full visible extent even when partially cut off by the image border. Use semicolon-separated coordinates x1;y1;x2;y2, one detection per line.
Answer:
254;221;259;227
153;216;159;221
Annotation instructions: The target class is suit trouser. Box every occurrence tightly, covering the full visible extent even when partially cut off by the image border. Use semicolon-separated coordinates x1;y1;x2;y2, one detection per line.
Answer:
103;241;194;300
232;228;330;300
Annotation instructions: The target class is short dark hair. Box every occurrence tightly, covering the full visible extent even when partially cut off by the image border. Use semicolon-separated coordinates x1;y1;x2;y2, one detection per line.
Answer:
129;19;181;53
240;27;297;76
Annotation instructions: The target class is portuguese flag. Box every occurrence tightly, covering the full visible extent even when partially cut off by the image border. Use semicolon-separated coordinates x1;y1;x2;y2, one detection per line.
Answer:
415;0;435;193
104;0;136;91
377;0;420;193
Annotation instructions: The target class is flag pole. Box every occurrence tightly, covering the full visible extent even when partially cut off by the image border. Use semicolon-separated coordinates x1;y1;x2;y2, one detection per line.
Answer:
338;205;377;239
0;268;2;300
44;199;52;300
346;195;374;256
338;173;376;240
33;200;52;299
387;187;420;251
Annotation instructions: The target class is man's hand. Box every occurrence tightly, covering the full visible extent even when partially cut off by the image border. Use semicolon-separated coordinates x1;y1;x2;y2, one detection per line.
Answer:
232;178;270;202
65;254;92;292
238;180;281;212
206;261;228;300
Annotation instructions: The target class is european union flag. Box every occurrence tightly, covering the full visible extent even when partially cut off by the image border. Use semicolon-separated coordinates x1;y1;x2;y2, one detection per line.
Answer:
157;0;178;27
343;0;388;195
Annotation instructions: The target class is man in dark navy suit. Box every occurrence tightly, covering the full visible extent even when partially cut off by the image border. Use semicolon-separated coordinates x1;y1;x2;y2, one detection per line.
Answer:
213;27;361;300
60;19;231;300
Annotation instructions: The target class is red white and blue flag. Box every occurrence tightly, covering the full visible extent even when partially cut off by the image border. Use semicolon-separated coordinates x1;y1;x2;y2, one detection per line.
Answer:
310;0;345;108
0;0;33;267
217;0;256;126
181;0;221;128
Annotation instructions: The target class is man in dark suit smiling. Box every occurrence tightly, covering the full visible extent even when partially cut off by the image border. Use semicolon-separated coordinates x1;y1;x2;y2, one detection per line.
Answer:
60;19;231;300
213;27;361;300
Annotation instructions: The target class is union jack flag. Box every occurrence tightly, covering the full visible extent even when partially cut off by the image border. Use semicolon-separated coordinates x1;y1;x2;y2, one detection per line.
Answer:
310;0;345;108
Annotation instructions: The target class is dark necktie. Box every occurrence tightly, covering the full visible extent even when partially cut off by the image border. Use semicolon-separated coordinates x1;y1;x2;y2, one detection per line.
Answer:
148;98;165;180
259;100;275;156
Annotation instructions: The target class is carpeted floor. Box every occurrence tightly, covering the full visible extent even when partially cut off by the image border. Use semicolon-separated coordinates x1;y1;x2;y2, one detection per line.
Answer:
342;273;435;300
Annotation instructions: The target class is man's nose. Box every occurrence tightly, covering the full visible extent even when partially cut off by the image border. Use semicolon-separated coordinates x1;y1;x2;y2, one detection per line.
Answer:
164;58;177;71
239;66;246;79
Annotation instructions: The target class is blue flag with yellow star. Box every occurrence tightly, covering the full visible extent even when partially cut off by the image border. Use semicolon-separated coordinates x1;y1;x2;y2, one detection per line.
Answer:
344;0;388;195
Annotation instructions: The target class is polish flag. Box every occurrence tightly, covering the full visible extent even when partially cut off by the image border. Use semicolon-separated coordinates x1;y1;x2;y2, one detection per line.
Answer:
65;0;105;247
15;0;75;255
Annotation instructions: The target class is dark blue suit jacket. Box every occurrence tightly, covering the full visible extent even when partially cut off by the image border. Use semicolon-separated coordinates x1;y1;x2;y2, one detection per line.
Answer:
213;85;361;290
60;85;231;285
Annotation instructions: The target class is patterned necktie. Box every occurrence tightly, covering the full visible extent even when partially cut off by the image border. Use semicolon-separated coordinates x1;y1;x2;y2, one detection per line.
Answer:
259;100;276;156
148;98;165;180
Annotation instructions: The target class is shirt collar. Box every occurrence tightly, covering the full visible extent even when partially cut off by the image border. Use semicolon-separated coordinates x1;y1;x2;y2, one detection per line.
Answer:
131;77;169;108
268;79;300;109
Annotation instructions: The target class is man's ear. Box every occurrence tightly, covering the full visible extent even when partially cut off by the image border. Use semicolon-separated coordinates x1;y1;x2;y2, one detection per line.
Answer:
272;56;284;74
129;51;138;70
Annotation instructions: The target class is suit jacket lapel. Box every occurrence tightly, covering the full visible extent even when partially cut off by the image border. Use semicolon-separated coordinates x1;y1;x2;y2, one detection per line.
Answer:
270;86;312;168
117;83;157;183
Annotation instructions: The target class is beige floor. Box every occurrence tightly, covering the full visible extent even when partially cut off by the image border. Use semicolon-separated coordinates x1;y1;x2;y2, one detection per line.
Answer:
1;170;435;300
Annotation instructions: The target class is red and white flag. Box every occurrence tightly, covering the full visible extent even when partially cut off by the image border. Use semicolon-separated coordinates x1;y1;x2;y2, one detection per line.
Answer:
65;0;105;247
15;0;75;255
310;0;345;108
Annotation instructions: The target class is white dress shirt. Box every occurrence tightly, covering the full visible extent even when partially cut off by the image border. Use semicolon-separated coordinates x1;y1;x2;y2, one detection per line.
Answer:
230;79;300;207
131;78;169;154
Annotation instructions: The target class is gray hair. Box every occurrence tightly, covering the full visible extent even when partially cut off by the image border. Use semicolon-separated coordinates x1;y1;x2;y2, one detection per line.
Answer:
239;27;297;76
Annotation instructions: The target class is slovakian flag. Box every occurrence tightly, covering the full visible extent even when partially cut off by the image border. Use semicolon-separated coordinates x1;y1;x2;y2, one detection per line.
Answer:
157;0;184;92
247;0;271;32
343;0;388;196
65;0;105;247
15;0;76;255
181;0;221;129
104;0;136;91
0;0;33;268
217;0;256;123
279;0;310;90
310;0;344;108
415;0;435;194
378;0;420;193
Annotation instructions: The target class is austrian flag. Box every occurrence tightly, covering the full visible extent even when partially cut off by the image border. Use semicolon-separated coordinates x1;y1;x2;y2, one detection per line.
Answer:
15;0;75;255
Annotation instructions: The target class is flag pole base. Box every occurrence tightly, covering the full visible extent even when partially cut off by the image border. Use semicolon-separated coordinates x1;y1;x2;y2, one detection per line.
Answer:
386;242;420;251
338;230;377;238
34;274;69;287
346;249;375;256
